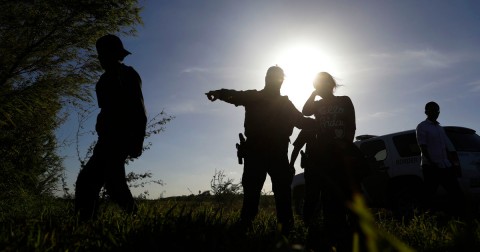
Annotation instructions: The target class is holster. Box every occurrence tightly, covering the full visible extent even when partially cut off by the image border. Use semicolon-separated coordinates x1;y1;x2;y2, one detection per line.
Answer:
236;133;246;164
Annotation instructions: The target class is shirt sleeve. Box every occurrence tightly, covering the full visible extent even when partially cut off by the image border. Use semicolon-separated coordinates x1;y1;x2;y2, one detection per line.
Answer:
416;122;427;146
302;100;319;116
285;98;315;130
440;127;454;151
218;89;257;106
344;96;356;131
293;130;313;148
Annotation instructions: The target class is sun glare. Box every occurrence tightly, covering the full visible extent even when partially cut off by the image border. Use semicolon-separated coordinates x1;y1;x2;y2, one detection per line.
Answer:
272;43;338;108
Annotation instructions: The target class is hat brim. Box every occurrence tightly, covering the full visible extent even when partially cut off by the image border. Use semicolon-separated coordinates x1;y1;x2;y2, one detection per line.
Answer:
121;49;132;57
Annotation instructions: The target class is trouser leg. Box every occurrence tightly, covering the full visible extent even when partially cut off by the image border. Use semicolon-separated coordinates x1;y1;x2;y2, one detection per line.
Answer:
318;159;352;250
440;169;466;217
240;156;267;224
75;145;106;221
104;153;137;215
422;165;440;208
322;188;350;250
270;165;294;233
302;170;322;224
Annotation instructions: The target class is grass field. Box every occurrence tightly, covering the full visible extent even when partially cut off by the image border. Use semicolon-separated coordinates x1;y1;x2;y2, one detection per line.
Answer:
0;194;479;251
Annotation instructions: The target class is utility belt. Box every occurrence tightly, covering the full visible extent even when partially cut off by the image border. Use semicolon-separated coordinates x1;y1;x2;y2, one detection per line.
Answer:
235;133;289;164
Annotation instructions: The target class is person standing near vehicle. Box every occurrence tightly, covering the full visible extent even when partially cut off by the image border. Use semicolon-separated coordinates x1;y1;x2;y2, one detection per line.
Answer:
289;129;316;215
205;66;314;234
416;101;466;216
75;34;147;221
302;72;357;251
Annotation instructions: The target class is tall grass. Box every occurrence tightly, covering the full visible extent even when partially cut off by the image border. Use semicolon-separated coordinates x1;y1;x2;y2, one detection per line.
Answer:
0;195;478;251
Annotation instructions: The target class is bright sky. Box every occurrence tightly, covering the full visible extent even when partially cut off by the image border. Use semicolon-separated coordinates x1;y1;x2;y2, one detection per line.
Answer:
58;0;480;198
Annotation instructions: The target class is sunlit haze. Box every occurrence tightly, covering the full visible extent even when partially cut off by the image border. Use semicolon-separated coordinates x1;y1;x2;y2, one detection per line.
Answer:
273;41;341;108
57;1;480;198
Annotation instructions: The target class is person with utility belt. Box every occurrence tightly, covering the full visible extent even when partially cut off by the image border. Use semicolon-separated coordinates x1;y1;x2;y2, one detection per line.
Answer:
206;66;314;234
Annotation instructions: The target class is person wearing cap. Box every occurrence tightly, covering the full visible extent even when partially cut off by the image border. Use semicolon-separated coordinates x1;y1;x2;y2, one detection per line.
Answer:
206;66;314;234
75;34;147;221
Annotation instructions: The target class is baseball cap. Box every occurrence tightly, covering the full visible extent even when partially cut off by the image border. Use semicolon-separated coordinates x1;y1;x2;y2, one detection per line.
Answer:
266;65;285;79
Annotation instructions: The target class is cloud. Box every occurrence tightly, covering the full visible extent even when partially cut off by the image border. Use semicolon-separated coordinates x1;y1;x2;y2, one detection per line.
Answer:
358;107;408;123
403;49;451;68
366;48;464;74
180;65;257;79
370;111;393;118
467;79;480;92
168;101;203;115
181;67;209;74
357;111;393;124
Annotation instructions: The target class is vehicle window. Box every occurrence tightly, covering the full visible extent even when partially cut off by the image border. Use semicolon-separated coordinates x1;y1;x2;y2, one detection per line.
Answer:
445;130;480;152
375;149;387;161
359;140;387;161
393;133;421;157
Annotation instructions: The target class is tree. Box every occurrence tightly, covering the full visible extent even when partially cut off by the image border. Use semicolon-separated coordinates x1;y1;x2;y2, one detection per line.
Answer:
0;0;143;199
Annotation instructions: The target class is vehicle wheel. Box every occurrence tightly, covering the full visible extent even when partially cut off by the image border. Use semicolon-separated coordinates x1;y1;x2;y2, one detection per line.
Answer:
292;185;305;216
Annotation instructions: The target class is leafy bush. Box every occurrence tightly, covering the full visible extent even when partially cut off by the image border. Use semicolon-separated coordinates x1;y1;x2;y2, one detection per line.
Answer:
210;169;242;206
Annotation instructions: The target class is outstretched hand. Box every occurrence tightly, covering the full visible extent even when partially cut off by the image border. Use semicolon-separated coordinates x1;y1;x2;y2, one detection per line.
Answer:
205;91;220;101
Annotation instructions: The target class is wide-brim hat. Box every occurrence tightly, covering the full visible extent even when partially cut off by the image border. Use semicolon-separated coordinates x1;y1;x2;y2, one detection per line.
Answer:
96;34;131;59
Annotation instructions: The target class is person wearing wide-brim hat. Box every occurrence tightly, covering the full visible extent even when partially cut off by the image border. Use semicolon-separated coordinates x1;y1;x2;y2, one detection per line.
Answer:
75;34;147;221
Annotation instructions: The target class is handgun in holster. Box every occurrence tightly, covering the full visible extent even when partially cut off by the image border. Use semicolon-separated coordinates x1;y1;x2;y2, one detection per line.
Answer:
236;133;246;164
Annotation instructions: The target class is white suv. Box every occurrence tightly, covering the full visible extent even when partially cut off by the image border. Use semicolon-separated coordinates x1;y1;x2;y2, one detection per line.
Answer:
291;126;480;215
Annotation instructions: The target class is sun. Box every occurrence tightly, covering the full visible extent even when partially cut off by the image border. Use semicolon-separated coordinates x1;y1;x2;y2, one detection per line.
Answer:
272;43;339;108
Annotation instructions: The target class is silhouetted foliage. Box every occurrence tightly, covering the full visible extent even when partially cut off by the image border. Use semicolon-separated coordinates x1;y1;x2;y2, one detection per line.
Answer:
210;169;242;206
0;0;142;199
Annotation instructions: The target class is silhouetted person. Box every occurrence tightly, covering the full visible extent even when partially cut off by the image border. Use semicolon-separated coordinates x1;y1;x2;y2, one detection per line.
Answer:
302;72;357;251
416;101;466;217
289;129;315;170
75;34;147;221
289;129;315;216
206;66;314;234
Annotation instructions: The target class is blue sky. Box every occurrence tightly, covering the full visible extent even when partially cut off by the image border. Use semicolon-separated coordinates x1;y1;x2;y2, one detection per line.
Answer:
58;0;480;198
